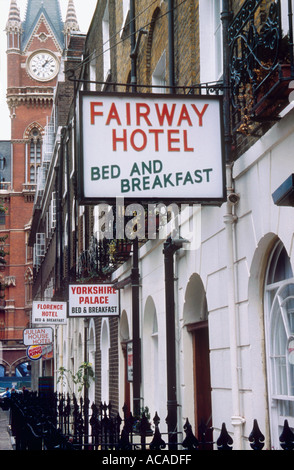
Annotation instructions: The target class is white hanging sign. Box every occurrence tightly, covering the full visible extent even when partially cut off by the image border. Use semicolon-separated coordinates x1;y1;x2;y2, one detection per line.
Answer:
78;92;225;205
23;328;53;346
32;301;67;325
68;284;119;317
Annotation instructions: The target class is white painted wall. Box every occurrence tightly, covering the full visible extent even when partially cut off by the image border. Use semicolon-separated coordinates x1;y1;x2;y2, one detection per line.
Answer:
113;107;294;449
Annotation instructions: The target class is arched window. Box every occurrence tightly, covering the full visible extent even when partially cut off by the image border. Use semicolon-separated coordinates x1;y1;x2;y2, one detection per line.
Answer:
143;297;159;417
264;240;294;448
88;319;96;404
28;128;42;183
24;268;33;305
15;362;31;377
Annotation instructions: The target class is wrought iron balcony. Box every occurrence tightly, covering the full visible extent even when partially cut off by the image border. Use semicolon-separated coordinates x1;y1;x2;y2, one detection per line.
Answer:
77;236;133;281
229;0;294;135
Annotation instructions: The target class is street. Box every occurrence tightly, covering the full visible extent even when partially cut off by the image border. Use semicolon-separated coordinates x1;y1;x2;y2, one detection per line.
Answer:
0;407;13;450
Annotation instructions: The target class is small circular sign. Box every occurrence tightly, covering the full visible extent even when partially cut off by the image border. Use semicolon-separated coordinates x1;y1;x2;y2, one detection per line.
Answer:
26;345;43;361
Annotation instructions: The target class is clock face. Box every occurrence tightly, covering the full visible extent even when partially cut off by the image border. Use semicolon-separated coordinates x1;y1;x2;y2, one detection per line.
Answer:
28;51;59;81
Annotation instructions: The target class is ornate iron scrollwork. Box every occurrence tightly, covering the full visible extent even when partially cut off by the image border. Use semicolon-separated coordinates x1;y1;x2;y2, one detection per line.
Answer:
229;0;293;133
77;235;133;280
77;236;111;279
230;1;281;109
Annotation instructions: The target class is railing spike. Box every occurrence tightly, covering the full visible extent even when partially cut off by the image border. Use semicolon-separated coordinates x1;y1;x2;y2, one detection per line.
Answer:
182;418;199;450
150;412;166;450
249;419;265;450
280;419;294;450
216;423;233;450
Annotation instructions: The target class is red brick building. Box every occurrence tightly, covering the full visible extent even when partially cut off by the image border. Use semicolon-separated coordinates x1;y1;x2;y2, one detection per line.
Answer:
0;0;78;384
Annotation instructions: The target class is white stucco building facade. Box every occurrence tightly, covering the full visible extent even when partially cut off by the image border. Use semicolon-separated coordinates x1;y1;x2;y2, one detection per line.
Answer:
113;103;294;450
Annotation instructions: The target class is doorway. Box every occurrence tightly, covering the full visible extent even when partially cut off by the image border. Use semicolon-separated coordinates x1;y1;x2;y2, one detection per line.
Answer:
188;321;212;443
183;274;212;446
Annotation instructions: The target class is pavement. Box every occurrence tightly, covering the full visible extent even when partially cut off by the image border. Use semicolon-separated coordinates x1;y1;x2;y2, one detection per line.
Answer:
0;407;14;451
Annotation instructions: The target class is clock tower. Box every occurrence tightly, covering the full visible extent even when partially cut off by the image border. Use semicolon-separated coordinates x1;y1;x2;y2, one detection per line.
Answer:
1;0;78;384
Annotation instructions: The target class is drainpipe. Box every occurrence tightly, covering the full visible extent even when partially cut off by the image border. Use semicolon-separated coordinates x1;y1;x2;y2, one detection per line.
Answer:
163;237;188;448
131;238;141;418
163;237;178;449
288;0;294;75
130;0;137;91
58;134;64;292
223;167;245;450
54;164;59;292
84;318;89;445
221;1;245;449
130;0;141;419
164;0;178;448
168;0;175;93
65;129;71;288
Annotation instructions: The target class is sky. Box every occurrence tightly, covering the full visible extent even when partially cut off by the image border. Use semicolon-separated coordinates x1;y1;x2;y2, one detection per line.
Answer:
0;0;97;140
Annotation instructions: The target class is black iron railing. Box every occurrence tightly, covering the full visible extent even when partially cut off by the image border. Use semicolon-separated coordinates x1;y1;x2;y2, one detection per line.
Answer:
3;392;294;451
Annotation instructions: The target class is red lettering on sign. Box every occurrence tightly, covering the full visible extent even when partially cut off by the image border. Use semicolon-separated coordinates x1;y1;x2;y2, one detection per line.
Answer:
112;129;127;151
105;103;122;125
90;102;103;124
149;129;164;151
177;104;193;126
191;103;209;127
167;130;180;151
130;129;147;151
136;103;152;126
155;103;176;126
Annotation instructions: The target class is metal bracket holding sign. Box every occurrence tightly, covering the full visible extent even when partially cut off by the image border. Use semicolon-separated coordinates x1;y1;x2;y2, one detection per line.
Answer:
68;284;119;317
77;91;226;206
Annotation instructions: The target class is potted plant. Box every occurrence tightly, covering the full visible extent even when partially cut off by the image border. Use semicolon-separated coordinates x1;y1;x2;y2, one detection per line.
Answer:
57;362;95;395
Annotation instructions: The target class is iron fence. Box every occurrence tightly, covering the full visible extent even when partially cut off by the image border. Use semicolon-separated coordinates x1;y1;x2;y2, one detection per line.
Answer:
4;391;294;450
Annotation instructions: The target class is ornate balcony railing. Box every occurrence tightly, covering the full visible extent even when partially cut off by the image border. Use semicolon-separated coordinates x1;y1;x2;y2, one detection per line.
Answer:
229;0;294;135
77;236;133;281
0;182;11;192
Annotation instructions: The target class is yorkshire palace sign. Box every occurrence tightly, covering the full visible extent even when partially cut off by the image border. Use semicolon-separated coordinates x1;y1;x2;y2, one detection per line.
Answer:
77;92;225;205
68;284;119;317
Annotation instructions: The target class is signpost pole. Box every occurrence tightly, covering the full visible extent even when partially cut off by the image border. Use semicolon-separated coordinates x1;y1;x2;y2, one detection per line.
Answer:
131;237;141;418
130;0;141;419
163;237;182;449
84;318;89;447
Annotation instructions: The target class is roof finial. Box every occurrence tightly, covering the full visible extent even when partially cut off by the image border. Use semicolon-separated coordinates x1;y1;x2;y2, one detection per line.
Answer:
6;0;22;32
64;0;80;35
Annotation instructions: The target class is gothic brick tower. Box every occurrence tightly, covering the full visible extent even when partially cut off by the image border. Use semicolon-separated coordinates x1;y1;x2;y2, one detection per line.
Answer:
0;0;78;383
